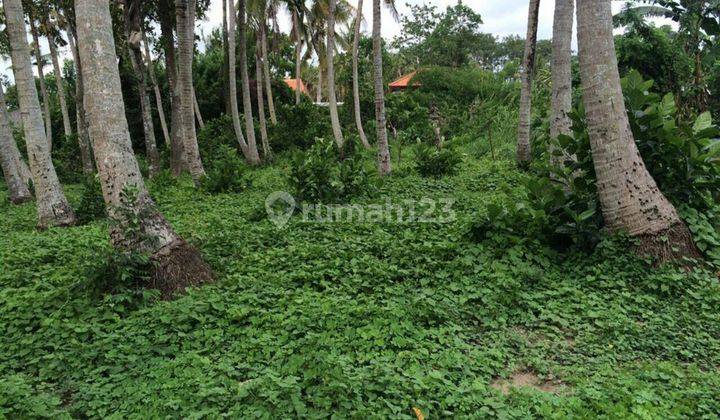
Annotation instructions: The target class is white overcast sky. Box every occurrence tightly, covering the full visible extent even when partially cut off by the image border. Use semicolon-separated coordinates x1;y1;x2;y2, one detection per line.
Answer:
3;1;668;82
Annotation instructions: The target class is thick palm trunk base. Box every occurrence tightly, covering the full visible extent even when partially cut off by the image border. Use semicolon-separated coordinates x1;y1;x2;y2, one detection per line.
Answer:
151;239;213;299
633;222;701;266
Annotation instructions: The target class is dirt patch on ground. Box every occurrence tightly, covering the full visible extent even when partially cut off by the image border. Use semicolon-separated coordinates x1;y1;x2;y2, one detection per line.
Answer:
490;371;563;395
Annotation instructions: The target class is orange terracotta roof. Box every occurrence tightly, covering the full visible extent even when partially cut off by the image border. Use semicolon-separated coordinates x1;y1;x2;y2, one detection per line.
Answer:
284;78;310;95
388;71;420;90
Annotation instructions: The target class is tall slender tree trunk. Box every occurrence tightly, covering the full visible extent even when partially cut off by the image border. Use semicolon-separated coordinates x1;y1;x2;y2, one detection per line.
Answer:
175;0;206;180
66;25;95;174
327;0;344;149
256;38;271;159
516;0;540;165
550;0;573;169
193;86;204;128
260;21;277;124
238;0;261;163
5;0;75;228
0;83;32;204
576;0;698;262
48;37;72;139
125;0;161;177
352;0;371;149
227;0;255;163
222;0;232;115
316;62;322;103
29;19;53;150
373;0;391;175
293;9;302;105
159;0;185;175
142;30;171;148
76;0;212;298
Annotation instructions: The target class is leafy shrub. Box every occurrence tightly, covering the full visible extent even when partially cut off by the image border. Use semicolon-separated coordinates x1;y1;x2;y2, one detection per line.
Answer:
271;101;331;152
197;115;237;162
52;134;84;183
200;145;250;194
414;144;462;177
75;175;106;224
288;137;376;203
679;204;720;267
147;169;179;196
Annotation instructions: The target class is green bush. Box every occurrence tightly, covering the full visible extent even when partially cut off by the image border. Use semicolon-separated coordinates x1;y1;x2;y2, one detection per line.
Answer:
52;134;84;183
197;115;237;162
200;145;250;194
75;175;106;224
270;101;331;152
288;137;376;203
414;144;462;177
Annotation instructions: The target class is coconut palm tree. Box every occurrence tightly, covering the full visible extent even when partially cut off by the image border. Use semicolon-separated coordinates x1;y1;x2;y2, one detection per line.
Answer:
124;0;160;177
28;15;53;149
175;0;206;180
373;0;390;174
0;83;32;204
516;0;540;165
350;0;370;148
4;0;75;227
576;0;699;262
228;0;261;164
43;12;73;139
326;0;344;148
237;0;261;163
75;0;212;298
550;0;573;170
141;30;171;149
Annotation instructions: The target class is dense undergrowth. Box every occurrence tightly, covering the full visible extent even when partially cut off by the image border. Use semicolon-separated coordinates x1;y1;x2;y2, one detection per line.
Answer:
1;126;719;417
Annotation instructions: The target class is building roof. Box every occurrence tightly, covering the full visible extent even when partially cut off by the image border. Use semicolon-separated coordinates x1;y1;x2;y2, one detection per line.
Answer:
284;78;310;95
388;71;421;90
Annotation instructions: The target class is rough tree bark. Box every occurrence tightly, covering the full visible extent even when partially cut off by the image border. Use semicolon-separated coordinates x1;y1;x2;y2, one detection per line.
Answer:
193;86;204;128
238;0;261;163
373;0;391;175
516;0;540;165
159;0;185;175
125;0;161;177
550;0;574;170
175;0;206;180
29;18;53;150
76;0;212;298
0;83;32;204
5;0;75;228
260;20;277;124
256;38;271;159
141;30;171;148
576;0;699;263
352;0;371;149
327;0;344;149
66;25;95;174
222;0;231;115
48;35;73;139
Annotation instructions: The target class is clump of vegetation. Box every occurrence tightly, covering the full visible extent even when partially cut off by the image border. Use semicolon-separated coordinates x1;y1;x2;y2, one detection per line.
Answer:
200;145;250;194
414;143;463;177
75;175;106;224
288;137;376;203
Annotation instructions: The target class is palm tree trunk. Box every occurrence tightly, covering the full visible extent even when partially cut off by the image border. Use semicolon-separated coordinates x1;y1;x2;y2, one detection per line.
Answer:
0;83;32;204
141;30;171;148
125;0;160;177
316;62;322;103
5;0;75;228
373;0;391;175
65;25;95;174
352;0;371;149
516;0;540;165
238;0;261;163
256;38;271;159
577;0;698;262
193;86;204;128
29;19;53;150
293;9;302;105
260;21;277;124
222;0;232;115
175;0;206;180
159;0;185;176
326;0;344;149
228;0;253;163
76;0;212;298
48;37;73;139
550;0;573;170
